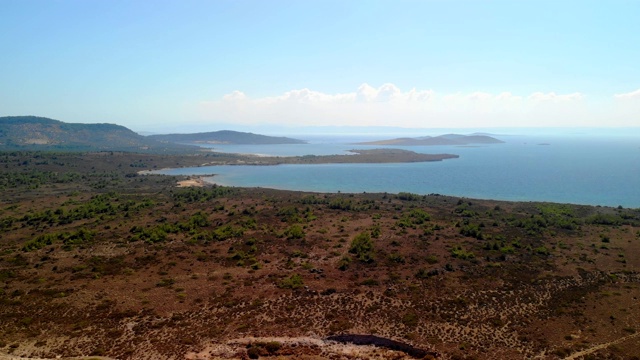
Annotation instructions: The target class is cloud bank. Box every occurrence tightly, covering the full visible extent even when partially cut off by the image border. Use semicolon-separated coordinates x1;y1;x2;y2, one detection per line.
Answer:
199;84;639;128
614;89;640;100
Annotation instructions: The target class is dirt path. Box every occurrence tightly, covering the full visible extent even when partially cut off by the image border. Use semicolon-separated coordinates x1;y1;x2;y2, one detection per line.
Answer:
564;331;640;359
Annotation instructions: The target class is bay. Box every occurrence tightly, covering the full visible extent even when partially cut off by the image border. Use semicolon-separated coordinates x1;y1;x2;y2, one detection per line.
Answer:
156;135;640;208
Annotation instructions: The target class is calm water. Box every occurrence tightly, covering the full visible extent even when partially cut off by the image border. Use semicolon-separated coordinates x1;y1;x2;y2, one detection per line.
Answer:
157;135;640;208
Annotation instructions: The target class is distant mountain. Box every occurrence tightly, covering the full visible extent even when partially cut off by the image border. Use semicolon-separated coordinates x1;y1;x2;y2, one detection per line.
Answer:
355;134;504;146
148;130;307;145
0;116;199;153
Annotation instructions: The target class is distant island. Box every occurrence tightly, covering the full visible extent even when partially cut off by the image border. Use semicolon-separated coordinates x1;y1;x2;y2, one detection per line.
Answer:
148;130;306;145
355;134;504;146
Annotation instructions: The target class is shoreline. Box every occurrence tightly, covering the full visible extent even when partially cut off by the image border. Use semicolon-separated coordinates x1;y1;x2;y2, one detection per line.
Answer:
135;150;637;208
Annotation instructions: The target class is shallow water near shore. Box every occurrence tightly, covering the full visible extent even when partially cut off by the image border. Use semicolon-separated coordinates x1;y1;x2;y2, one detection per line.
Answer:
157;135;640;208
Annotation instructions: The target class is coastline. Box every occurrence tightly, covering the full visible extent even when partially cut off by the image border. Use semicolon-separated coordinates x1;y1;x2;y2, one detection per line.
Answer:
135;144;639;208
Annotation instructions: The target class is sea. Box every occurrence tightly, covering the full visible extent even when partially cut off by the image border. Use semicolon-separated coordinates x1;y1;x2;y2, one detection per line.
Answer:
154;133;640;208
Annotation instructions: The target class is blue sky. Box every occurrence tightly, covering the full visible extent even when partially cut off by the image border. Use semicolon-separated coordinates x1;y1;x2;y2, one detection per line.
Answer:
1;0;639;132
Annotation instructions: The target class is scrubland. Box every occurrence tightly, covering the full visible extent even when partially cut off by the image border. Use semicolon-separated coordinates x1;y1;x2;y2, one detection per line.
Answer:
1;152;639;360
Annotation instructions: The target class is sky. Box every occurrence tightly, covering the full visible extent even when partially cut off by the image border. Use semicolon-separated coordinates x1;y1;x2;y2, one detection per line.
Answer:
1;0;639;133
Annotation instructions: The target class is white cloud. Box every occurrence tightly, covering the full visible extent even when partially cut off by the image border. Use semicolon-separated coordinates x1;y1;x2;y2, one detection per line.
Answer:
355;83;380;102
528;92;584;102
467;92;493;101
614;89;640;100
495;92;522;102
256;88;355;104
222;90;247;101
199;84;635;128
343;83;431;103
406;88;435;102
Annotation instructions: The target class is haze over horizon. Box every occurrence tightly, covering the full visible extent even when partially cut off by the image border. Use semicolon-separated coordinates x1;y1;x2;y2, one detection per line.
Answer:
1;1;639;133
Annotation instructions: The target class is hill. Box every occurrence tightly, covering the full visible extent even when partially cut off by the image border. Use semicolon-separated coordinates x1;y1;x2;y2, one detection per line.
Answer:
148;130;307;145
0;152;639;359
0;116;199;153
356;134;504;146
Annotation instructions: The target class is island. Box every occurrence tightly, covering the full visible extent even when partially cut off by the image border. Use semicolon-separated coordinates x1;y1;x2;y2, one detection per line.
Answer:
356;133;504;146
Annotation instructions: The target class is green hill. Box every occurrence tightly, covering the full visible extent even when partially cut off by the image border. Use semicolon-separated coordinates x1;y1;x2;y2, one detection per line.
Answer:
0;116;199;153
148;130;307;145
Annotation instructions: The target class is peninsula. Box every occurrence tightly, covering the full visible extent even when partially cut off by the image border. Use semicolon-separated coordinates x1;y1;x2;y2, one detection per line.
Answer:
213;148;459;166
148;130;306;145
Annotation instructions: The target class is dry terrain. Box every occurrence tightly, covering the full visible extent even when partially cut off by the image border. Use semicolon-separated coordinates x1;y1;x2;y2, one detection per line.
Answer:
0;152;639;360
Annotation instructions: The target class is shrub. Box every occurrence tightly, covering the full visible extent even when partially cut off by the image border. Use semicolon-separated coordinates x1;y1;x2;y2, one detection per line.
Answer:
212;224;244;241
415;268;429;279
172;186;236;203
395;208;431;229
156;278;175;287
360;278;379;286
264;341;282;353
371;224;381;238
401;312;419;327
247;347;260;359
388;253;405;264
337;256;351;270
284;224;305;240
451;246;475;260
23;233;57;252
460;224;483;240
24;228;96;251
534;246;550;255
425;255;439;264
397;192;421;201
278;274;304;289
349;232;375;263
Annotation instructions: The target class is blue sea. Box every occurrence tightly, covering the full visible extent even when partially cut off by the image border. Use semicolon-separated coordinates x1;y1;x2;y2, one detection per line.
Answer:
155;134;640;208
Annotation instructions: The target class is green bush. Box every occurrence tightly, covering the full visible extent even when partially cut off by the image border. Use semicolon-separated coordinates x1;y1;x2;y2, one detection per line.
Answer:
388;253;405;264
337;256;352;270
284;224;305;240
397;192;421;201
172;186;236;203
360;278;379;286
278;274;304;289
349;232;375;263
23;228;96;251
401;312;418;327
460;224;483;240
534;246;550;255
451;246;475;260
212;224;244;241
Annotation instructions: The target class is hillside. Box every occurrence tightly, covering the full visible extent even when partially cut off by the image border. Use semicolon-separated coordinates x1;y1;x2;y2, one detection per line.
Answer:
356;134;504;146
0;116;199;153
148;130;307;145
0;152;639;360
